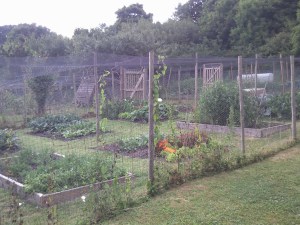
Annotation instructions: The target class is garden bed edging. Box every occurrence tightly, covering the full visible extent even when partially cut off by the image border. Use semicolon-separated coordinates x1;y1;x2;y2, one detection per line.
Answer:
0;170;134;207
176;121;291;138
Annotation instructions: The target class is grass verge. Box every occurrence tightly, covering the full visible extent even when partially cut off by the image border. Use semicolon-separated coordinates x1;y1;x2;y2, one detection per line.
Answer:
102;146;300;225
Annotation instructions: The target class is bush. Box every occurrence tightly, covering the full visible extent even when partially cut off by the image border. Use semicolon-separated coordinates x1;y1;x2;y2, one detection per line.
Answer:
28;75;54;115
267;92;300;120
0;129;19;153
195;82;259;127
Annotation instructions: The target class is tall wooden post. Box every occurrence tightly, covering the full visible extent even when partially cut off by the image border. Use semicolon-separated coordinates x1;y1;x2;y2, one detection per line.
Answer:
111;70;115;100
178;67;181;101
290;56;297;141
166;67;172;101
286;60;289;82
148;51;154;183
23;73;28;125
280;54;284;94
194;53;199;109
255;54;258;96
238;56;245;154
230;63;233;80
120;67;124;99
94;52;100;144
143;68;147;101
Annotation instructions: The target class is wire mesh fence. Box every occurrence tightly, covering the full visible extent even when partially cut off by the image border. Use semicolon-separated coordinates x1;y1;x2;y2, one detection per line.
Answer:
0;52;298;224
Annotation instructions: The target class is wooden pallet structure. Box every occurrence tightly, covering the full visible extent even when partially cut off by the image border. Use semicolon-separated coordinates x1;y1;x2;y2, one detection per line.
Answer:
75;76;95;106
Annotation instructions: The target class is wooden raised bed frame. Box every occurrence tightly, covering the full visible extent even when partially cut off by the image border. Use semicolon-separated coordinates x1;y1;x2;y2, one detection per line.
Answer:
0;153;134;206
176;121;291;138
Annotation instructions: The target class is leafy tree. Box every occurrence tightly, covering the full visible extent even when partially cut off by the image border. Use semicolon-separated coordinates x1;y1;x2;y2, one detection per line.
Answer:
71;25;113;55
1;24;50;57
230;0;297;55
1;23;70;57
198;0;238;51
115;4;153;24
292;0;300;55
110;19;158;55
27;33;71;57
174;0;207;22
157;19;201;56
0;25;14;52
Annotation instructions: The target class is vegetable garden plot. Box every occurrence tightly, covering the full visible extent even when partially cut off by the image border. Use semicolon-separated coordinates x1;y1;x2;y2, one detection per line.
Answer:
0;148;133;206
27;114;102;140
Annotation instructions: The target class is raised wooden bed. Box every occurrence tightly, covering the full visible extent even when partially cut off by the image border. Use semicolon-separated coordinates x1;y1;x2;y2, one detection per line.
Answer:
176;121;291;138
0;171;134;206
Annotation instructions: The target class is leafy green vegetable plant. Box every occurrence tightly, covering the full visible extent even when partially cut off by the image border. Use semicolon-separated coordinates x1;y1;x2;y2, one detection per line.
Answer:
118;135;148;152
28;114;103;139
6;148;126;193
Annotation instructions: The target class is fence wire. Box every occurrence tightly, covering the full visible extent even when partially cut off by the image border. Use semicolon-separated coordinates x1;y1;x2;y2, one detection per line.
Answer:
0;53;298;224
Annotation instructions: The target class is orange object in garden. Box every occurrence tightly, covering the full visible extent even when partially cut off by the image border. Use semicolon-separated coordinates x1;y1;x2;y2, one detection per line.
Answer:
157;139;176;153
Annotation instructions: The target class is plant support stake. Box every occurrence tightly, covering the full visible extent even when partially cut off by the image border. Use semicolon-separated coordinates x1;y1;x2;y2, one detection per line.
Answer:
148;51;155;183
290;55;296;141
238;56;245;154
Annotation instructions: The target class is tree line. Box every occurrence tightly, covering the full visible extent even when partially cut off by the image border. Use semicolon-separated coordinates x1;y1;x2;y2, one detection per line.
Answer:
1;0;300;58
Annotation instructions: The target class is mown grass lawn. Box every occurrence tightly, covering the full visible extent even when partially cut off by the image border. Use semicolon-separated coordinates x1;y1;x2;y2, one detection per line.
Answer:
103;146;300;225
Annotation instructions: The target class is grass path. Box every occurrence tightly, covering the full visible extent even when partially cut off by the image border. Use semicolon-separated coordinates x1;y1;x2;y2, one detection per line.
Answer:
102;146;300;225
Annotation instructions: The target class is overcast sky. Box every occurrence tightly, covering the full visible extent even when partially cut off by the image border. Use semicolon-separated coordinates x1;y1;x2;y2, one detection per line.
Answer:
0;0;187;38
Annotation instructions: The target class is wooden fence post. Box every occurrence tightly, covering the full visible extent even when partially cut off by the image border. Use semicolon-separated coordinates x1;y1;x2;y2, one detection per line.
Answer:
194;53;198;109
280;54;284;94
23;72;28;125
143;68;147;101
94;52;100;144
178;67;181;101
255;54;258;96
111;70;115;100
148;51;155;183
120;67;124;99
290;55;297;141
238;56;245;154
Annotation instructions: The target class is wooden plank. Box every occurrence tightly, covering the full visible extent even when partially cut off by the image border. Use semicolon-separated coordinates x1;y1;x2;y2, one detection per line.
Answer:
130;73;144;98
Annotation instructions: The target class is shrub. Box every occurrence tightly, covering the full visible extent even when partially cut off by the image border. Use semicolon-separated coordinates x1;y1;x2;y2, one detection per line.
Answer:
0;129;19;153
195;82;259;127
267;92;300;120
28;75;54;115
